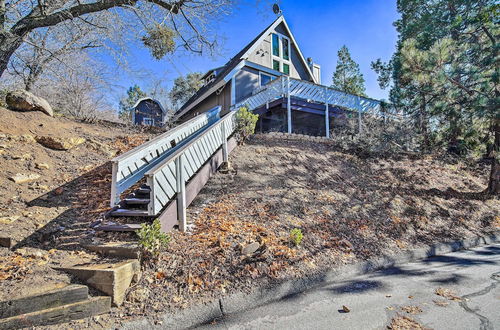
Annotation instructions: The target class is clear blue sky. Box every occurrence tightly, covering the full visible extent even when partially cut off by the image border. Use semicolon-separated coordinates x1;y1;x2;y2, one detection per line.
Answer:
108;0;399;106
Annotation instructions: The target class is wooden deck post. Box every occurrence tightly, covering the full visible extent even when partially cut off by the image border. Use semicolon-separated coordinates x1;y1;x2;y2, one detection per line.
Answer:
324;87;330;138
286;76;292;134
357;97;363;135
221;121;228;164
175;154;187;232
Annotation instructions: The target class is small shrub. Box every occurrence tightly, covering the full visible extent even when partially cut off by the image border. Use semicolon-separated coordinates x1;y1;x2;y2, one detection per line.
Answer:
137;219;171;260
236;106;259;144
289;228;303;247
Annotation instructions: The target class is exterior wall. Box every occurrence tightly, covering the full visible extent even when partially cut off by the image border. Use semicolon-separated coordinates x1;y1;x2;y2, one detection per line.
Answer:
134;100;164;126
179;82;232;121
235;66;260;103
247;22;311;81
247;34;272;67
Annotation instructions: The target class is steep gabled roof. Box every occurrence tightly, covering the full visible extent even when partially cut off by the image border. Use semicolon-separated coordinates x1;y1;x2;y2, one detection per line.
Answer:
174;15;316;121
133;97;167;114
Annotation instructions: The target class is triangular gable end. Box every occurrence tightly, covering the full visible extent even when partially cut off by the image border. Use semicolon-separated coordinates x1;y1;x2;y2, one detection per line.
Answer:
240;16;318;84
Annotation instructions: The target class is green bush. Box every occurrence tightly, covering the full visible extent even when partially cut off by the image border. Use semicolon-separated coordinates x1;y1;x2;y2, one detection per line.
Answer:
289;228;303;247
137;219;171;260
236;106;259;144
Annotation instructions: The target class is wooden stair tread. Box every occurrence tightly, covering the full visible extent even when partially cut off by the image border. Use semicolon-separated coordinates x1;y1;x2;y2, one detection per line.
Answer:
109;209;149;217
123;198;150;205
94;223;143;232
0;284;88;319
0;296;110;329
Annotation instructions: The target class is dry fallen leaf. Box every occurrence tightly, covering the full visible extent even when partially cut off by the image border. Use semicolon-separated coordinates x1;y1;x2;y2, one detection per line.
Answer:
435;288;461;301
342;305;350;313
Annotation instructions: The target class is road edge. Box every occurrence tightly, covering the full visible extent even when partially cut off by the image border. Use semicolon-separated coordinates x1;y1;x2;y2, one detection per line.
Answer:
120;231;500;329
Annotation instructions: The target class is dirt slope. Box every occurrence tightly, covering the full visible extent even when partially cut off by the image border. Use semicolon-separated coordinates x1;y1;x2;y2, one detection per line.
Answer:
0;107;152;301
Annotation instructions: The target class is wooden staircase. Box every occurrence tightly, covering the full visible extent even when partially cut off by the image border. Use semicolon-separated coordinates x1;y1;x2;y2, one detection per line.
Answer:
0;284;110;329
95;106;238;233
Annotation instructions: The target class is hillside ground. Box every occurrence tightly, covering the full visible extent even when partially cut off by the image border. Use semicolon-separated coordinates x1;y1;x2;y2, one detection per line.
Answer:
0;108;498;328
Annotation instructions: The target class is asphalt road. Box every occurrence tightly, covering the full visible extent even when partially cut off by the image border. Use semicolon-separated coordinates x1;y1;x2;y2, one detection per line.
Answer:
201;243;500;330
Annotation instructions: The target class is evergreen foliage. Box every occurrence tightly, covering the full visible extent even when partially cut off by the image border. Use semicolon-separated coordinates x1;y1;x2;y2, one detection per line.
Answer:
169;73;203;109
118;84;147;122
371;0;499;193
332;46;367;96
235;106;259;144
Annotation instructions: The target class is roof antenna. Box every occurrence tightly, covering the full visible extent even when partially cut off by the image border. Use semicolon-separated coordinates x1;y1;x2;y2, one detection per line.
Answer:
272;3;282;16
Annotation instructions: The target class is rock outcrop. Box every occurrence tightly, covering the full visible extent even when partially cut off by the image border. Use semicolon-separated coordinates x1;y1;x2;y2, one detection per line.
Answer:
5;90;53;117
35;136;86;151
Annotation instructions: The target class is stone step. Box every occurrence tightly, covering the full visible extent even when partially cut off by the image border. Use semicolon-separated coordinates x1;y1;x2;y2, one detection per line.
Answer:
0;296;111;330
0;284;88;319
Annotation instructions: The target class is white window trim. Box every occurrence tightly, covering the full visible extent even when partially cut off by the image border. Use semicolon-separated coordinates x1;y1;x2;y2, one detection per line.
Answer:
259;72;276;87
143;117;155;126
271;32;291;75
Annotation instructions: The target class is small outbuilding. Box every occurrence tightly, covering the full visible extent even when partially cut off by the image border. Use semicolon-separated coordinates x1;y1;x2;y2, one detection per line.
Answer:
132;98;167;127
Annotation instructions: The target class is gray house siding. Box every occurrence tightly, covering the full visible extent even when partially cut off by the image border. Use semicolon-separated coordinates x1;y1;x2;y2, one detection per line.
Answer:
178;82;232;122
235;67;260;103
247;35;272;67
134;100;164;126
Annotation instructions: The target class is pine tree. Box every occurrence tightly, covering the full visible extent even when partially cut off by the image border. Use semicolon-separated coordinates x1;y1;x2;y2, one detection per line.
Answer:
169;73;203;109
375;0;499;193
119;85;147;122
332;46;366;96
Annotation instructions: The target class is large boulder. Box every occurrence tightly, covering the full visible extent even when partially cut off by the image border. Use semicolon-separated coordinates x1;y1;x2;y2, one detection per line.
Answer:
5;90;53;117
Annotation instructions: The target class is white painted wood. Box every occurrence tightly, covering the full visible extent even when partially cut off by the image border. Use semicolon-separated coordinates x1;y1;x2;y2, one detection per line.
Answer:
231;76;236;105
287;76;292;134
221;120;228;164
144;111;238;217
175;154;186;232
324;86;330;139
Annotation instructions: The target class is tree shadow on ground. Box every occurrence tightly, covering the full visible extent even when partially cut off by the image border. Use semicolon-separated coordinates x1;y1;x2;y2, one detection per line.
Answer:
12;162;137;251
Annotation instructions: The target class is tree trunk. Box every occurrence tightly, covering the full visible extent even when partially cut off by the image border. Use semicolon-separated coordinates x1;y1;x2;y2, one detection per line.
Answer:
419;92;429;149
0;32;26;77
487;118;499;194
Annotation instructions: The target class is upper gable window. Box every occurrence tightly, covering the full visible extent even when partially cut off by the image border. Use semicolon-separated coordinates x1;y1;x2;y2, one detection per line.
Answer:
271;33;291;75
272;34;280;57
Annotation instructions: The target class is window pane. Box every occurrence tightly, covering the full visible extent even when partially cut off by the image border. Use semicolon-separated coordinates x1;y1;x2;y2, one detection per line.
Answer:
273;60;280;71
272;34;280;56
282;38;289;60
283;63;290;75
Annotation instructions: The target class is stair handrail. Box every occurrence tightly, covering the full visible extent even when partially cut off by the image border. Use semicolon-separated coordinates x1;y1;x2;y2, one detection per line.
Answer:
144;110;238;229
110;106;221;207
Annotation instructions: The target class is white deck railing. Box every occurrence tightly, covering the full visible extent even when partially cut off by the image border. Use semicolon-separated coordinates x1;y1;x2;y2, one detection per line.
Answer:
109;107;220;207
232;76;402;134
144;110;237;230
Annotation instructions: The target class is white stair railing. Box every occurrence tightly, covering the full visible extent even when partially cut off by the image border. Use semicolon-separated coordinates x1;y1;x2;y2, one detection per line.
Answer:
144;110;238;230
109;107;220;207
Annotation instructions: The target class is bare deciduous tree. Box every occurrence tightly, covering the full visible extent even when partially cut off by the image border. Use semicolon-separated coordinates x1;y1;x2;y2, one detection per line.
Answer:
0;0;232;77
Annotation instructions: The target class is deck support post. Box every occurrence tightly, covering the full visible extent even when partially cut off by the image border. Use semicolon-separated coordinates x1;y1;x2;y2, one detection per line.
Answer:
357;99;363;135
175;155;187;232
324;87;330;138
286;76;292;134
221;121;228;165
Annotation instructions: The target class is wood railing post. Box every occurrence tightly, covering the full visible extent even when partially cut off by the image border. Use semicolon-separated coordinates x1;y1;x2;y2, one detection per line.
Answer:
221;120;228;164
175;154;187;232
358;97;363;135
287;76;292;134
324;87;330;138
110;162;119;208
